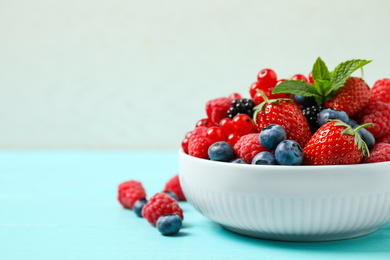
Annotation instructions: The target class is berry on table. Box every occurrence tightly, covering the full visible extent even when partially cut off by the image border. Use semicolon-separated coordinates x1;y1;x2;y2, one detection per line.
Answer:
142;192;183;227
117;180;146;210
252;151;278;165
133;199;148;217
163;191;179;201
234;133;270;163
291;74;308;82
275;140;304;165
208;141;236;162
163;174;186;201
317;108;349;127
156;214;183;236
259;124;287;150
232;114;253;136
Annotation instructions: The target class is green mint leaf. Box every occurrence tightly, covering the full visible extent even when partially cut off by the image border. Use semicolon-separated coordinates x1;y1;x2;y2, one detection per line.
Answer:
315;79;331;98
325;59;372;96
312;57;331;82
272;80;322;103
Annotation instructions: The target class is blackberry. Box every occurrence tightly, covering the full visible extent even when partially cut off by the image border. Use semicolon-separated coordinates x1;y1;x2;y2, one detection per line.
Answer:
226;98;255;119
302;104;326;134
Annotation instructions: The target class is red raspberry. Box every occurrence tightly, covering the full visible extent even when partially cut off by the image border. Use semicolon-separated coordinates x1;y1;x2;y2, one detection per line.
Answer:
117;180;146;209
371;78;390;103
206;97;232;125
364;143;390;163
229;93;242;100
356;101;390;139
163;174;186;201
234;133;270;163
188;127;211;159
142;192;183;226
377;134;390;144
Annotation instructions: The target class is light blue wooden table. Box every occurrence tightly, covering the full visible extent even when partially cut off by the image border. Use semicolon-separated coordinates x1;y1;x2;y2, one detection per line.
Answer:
1;150;390;260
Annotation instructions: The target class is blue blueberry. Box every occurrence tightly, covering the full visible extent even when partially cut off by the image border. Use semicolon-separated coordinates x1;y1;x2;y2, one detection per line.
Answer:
317;108;349;126
164;191;178;201
156;214;182;236
294;95;317;107
353;126;375;150
259;124;287;150
275;140;304;165
133;199;147;217
348;119;359;128
208;141;235;162
230;158;247;164
251;151;278;165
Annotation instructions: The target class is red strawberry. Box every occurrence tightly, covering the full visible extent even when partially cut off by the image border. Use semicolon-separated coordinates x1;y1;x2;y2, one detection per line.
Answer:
327;77;371;116
364;143;390;163
188;127;211;159
303;121;371;165
253;94;311;148
234;133;270;163
163;174;186;201
206;97;232;125
371;78;390;103
356;101;390;139
117;180;146;209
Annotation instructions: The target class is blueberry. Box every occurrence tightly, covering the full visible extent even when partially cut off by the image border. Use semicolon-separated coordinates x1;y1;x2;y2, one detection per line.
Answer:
230;158;247;164
208;141;235;162
156;214;182;236
163;191;178;201
251;151;278;165
259;124;287;150
133;199;147;217
275;140;304;165
317;108;349;126
353;126;375;150
348;119;359;128
294;95;317;107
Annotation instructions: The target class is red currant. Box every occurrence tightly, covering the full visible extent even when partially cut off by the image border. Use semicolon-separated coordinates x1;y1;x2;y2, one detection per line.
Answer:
249;82;260;98
182;138;189;153
291;74;308;82
227;133;240;146
196;118;214;128
232;114;253;136
206;126;225;143
219;118;235;136
308;72;314;84
229;93;242;100
257;69;277;92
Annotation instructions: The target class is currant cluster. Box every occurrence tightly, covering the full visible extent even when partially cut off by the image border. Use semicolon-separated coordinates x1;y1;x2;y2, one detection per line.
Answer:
226;98;255;119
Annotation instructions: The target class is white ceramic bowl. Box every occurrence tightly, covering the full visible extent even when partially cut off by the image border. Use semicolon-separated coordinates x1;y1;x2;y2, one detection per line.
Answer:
179;150;390;241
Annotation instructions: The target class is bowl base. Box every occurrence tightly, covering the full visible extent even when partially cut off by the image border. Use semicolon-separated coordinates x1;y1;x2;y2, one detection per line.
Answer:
221;225;380;242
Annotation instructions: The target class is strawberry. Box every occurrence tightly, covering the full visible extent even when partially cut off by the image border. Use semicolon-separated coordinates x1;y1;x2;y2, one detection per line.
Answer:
303;120;372;165
326;77;371;116
253;92;311;148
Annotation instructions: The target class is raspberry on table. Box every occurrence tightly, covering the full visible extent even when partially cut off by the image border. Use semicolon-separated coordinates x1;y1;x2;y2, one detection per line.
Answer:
142;192;183;227
364;143;390;163
117;180;146;210
163;174;186;201
234;133;270;163
356;101;390;139
371;78;390;103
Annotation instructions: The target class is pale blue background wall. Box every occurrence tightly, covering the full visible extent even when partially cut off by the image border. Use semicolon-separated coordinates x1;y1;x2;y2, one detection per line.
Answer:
0;0;389;149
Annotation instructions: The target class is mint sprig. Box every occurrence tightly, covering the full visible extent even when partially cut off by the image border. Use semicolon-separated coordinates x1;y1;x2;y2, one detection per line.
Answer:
272;57;372;104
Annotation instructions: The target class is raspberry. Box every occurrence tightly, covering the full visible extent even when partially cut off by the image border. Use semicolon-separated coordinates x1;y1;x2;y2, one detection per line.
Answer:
371;78;390;103
206;97;232;125
377;134;390;144
364;143;390;163
142;192;183;226
188;127;211;159
356;101;390;139
163;174;186;201
117;180;146;210
234;133;270;163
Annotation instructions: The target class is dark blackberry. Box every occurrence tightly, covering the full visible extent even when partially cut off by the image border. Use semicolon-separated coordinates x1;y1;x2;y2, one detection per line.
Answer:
302;104;326;134
226;98;255;119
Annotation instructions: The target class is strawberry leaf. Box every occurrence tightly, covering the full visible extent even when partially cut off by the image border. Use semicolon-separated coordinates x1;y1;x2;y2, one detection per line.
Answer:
272;80;322;103
325;59;372;96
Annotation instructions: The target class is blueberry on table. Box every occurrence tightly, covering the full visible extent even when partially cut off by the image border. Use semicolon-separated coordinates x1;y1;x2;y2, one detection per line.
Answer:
317;108;349;126
259;124;287;150
156;214;182;236
275;140;304;165
251;151;278;165
208;141;235;162
133;199;148;217
163;191;178;201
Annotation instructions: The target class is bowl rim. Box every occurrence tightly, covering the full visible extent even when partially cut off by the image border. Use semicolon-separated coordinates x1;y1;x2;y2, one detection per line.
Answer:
179;149;390;170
